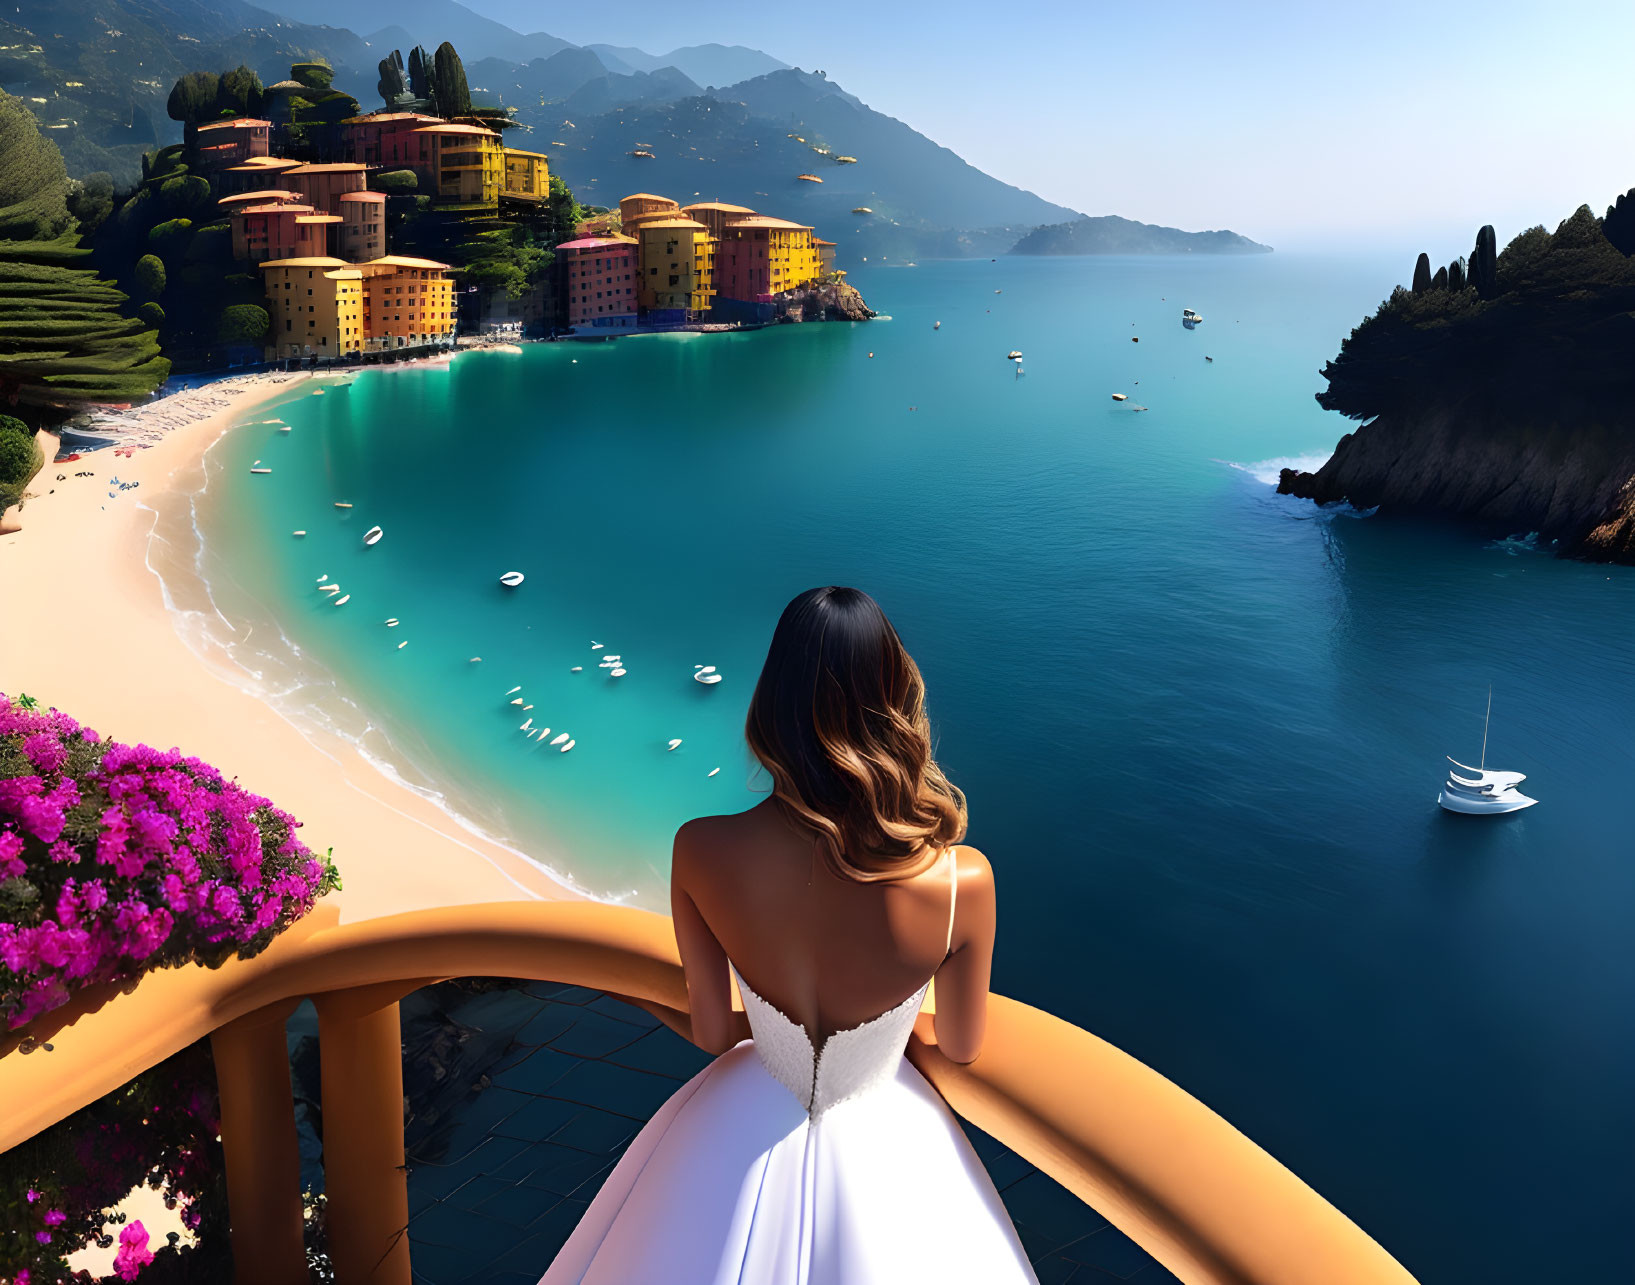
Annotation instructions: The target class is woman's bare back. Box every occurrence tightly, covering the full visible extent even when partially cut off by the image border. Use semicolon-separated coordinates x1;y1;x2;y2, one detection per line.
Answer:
672;799;996;1062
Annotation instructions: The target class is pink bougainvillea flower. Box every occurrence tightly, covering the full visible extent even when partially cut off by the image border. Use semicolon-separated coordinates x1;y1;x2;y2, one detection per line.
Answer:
113;1220;154;1280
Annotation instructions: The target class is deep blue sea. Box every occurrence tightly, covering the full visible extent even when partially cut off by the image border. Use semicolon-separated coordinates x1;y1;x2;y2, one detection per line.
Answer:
177;254;1632;1284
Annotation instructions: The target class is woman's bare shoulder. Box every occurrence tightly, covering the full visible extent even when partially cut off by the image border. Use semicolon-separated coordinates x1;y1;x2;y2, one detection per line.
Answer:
673;806;769;884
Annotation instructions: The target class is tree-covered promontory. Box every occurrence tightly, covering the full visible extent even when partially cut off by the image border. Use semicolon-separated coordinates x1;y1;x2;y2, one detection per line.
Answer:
1316;201;1635;423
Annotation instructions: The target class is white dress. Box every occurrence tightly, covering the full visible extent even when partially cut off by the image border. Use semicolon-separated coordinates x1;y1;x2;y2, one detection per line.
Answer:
539;856;1038;1284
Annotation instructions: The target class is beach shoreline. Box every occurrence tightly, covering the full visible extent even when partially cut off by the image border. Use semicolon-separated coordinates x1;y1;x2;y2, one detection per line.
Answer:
1;365;584;920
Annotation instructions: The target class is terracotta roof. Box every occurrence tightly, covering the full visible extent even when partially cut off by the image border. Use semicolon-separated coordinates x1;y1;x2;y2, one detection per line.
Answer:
235;202;318;216
226;157;303;172
285;163;370;174
620;193;677;204
635;217;708;231
360;255;453;270
503;147;548;159
413;123;499;137
558;236;638;251
260;257;353;268
197;117;271;132
814;238;836;246
342;112;442;125
682;202;754;213
724;215;813;231
217;190;303;206
337;191;387;201
295;214;343;224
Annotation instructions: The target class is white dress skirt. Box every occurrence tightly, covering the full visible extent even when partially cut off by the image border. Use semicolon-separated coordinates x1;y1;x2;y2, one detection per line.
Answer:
538;964;1039;1284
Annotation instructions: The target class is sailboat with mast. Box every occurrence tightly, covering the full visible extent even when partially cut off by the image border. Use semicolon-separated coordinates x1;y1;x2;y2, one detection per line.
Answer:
1438;688;1538;814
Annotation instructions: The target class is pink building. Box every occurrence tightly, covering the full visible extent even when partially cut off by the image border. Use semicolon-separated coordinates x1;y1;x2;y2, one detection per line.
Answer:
340;112;442;170
560;235;639;330
337;191;387;262
282;163;370;214
230;201;335;264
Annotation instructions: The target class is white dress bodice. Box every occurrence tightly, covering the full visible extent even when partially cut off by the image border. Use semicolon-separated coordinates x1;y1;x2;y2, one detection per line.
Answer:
731;964;930;1118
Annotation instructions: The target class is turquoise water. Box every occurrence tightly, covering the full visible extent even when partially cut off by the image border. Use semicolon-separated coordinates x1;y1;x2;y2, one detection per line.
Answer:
187;255;1630;1283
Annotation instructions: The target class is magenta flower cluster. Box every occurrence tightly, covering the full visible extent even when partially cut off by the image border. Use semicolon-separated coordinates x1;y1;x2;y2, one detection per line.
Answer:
0;695;340;1031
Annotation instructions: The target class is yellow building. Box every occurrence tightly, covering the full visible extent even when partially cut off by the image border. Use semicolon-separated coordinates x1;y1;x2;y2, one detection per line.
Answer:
412;124;505;210
635;218;715;318
356;256;457;351
619;192;680;239
260;257;364;360
715;216;824;301
501;147;550;202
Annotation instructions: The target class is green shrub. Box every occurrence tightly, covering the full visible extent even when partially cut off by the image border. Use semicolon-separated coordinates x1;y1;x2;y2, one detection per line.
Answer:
373;168;418;192
147;217;193;257
133;253;166;299
0;417;34;486
138;301;165;328
160;174;211;217
290;62;334;91
216;304;269;345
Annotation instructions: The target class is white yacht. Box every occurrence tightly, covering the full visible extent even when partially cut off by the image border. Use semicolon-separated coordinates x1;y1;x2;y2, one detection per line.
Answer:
364;526;383;546
1438;691;1537;814
499;571;525;588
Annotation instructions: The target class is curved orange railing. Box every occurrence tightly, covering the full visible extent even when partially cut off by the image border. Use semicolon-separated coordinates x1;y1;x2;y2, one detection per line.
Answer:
0;901;1417;1285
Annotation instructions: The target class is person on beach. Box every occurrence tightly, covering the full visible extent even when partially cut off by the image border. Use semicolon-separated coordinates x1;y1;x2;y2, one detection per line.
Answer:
539;586;1035;1284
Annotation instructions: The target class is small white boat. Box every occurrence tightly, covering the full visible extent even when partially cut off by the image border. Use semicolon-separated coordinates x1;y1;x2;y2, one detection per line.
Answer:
334;502;353;509
364;526;383;546
1437;690;1537;815
520;719;533;731
250;467;272;475
316;573;328;582
334;594;350;606
708;768;721;777
591;641;603;649
385;618;399;627
611;667;626;677
528;730;539;740
293;531;306;537
396;640;407;649
536;728;550;741
571;666;583;672
279;425;292;433
523;704;533;711
695;673;723;685
560;739;575;753
470;657;482;663
319;584;339;594
1007;351;1023;360
500;571;524;588
506;686;522;695
1111;393;1128;402
511;698;524;706
551;733;569;746
667;739;682;751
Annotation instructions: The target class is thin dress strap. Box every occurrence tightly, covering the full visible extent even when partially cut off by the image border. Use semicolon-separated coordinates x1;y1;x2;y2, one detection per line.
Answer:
943;848;959;960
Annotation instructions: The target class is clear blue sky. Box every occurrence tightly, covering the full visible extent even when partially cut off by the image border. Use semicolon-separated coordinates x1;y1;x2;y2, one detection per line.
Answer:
474;0;1635;254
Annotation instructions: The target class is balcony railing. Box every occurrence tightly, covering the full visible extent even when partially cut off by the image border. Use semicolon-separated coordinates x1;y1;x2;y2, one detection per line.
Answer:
1;901;1418;1285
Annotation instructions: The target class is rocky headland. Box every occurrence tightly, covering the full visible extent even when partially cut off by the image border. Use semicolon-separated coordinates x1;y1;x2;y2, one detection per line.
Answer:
775;280;876;323
1279;195;1635;562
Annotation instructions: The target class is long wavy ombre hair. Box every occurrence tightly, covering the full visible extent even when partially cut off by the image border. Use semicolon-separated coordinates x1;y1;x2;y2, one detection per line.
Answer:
745;587;967;882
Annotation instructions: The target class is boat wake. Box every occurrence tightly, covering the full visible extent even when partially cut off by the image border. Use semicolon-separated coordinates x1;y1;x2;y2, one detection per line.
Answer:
139;430;607;905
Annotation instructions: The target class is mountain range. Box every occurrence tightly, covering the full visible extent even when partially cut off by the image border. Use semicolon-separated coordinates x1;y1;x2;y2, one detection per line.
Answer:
0;0;1269;261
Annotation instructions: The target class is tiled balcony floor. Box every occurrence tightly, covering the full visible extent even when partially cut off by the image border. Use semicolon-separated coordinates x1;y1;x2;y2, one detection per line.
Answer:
299;981;1183;1285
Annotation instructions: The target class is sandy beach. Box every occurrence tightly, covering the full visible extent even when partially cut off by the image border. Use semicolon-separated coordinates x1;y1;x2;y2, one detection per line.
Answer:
0;369;579;920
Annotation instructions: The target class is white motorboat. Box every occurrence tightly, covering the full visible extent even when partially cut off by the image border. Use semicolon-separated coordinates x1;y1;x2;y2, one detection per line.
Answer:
385;618;399;627
333;594;350;606
611;668;627;677
250;467;272;474
499;571;524;588
694;665;722;685
1438;690;1537;814
551;733;569;746
364;526;383;546
293;531;306;537
560;739;576;752
505;686;522;695
667;739;682;751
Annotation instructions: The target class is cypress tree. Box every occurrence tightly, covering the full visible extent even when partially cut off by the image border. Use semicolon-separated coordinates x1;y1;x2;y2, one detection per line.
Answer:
216;65;264;119
0;93;169;419
378;50;408;108
1431;265;1448;290
1447;257;1465;292
1411;252;1432;294
408;46;434;106
433;43;471;119
1603;191;1635;257
1470;224;1499;297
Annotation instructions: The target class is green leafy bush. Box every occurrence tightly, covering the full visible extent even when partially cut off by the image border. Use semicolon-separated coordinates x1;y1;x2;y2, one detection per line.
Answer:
160;174;211;217
373;168;418;193
137;301;165;328
133;253;166;299
216;304;269;345
147;217;193;257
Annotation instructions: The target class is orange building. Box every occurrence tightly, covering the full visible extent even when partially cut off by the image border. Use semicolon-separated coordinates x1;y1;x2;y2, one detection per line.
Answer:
194;117;271;168
282;162;370;214
619;192;680;238
337;191;387;262
356;256;457;351
411;123;505;209
559;235;639;329
216;155;304;195
680;201;756;239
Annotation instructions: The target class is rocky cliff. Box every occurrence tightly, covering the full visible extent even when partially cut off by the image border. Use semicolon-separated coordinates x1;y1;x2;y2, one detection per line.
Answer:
1277;407;1635;561
1281;198;1635;562
775;280;875;323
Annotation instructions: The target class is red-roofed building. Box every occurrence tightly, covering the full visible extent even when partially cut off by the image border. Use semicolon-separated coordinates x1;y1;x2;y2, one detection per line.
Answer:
231;201;330;264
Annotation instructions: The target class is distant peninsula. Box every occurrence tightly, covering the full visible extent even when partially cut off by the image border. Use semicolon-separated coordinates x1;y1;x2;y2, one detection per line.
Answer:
1009;216;1272;256
1278;194;1635;562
